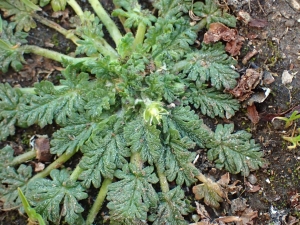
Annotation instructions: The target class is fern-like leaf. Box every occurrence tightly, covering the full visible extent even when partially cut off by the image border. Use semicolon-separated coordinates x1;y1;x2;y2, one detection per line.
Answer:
124;117;163;165
0;21;27;72
192;0;236;28
0;0;38;31
188;86;239;118
0;164;32;209
0;83;24;140
149;187;191;225
107;163;159;224
163;129;199;186
178;43;239;90
163;106;213;148
144;17;197;65
79;116;130;188
27;169;88;225
206;124;265;176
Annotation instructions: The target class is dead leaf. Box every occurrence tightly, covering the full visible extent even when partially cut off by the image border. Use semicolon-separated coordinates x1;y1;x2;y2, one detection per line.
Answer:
203;23;237;44
215;216;242;223
242;49;259;65
217;172;230;186
245;181;261;193
236;208;258;225
195;201;211;220
248;18;268;28
247;104;260;124
229;69;262;101
287;215;299;225
31;135;52;162
225;35;245;56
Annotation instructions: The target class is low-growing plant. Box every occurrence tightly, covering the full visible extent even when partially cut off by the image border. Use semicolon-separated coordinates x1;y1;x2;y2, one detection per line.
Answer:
0;0;266;224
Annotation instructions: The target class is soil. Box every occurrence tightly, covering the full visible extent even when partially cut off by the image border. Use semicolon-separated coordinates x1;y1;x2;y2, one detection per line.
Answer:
1;0;300;225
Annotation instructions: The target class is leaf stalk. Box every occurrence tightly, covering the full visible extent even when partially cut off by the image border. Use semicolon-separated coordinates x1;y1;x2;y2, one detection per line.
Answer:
86;178;113;225
88;0;123;45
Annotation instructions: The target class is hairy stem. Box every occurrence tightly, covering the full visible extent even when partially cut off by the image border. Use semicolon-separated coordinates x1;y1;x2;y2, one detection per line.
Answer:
10;150;36;166
30;151;77;181
130;151;143;170
69;165;83;181
32;13;79;44
155;164;169;193
86;178;113;225
20;45;92;64
133;22;146;49
88;0;123;45
67;0;84;17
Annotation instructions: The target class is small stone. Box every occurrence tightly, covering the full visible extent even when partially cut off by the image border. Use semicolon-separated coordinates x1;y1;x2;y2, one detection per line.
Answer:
285;19;295;27
248;174;258;185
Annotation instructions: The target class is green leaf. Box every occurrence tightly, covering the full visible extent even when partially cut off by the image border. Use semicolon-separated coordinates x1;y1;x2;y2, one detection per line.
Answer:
18;69;90;127
0;21;27;72
124;117;163;165
18;187;46;225
163;106;213;148
107;163;159;224
0;145;14;171
144;17;197;65
50;120;96;155
79;116;130;188
163;130;199;186
21;0;42;11
192;177;224;208
188;86;239;118
0;83;24;140
178;43;239;90
27;169;88;225
112;0;156;28
206;124;265;176
74;12;105;56
0;164;32;209
153;0;191;19
50;0;66;11
0;0;38;31
149;187;191;225
193;0;236;28
117;32;135;58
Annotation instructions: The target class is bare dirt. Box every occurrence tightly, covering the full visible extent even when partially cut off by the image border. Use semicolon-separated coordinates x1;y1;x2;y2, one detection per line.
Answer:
1;0;300;224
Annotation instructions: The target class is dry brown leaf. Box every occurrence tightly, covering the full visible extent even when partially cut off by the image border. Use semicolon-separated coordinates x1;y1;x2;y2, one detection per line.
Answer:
248;18;268;28
217;172;230;186
245;181;261;193
229;69;262;101
247;104;260;124
215;216;242;223
225;35;245;56
195;201;211;220
235;208;258;225
203;23;237;44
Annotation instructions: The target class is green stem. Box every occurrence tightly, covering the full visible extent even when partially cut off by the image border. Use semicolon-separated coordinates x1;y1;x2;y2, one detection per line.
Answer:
67;0;84;17
20;45;91;64
10;150;36;166
32;13;79;44
192;18;207;32
69;165;83;181
85;178;113;225
30;151;77;181
88;0;123;46
133;22;146;49
155;164;169;193
130;151;143;170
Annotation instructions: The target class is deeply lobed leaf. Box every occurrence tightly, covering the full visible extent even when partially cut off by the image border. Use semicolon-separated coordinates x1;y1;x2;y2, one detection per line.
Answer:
27;169;88;225
107;164;159;223
206;124;265;176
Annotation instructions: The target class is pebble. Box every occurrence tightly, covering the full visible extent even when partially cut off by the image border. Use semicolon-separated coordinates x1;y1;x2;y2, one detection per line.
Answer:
285;19;295;27
248;174;258;185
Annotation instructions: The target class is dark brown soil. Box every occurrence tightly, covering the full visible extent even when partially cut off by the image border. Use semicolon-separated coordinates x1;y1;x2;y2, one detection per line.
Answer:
1;0;300;224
